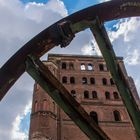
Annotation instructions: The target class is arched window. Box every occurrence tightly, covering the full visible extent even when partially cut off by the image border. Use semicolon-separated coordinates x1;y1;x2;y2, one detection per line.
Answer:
92;91;97;99
71;90;76;98
62;62;66;69
102;78;107;85
110;78;115;85
62;76;67;84
34;101;38;112
82;77;87;84
81;63;86;70
99;64;104;71
90;111;98;125
70;77;75;84
90;78;95;84
84;91;89;99
113;92;119;99
87;64;93;71
105;91;110;99
113;110;121;121
69;63;74;70
43;100;47;110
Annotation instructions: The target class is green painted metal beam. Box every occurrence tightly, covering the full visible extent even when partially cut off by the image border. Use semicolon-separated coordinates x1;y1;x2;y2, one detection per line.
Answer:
90;19;140;139
26;56;110;140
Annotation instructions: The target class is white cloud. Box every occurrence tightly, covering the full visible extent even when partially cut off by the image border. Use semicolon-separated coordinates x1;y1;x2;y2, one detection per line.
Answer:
107;17;140;94
100;0;111;3
125;49;140;65
11;102;31;140
81;44;94;55
81;39;102;56
0;0;68;139
108;17;140;66
12;115;28;140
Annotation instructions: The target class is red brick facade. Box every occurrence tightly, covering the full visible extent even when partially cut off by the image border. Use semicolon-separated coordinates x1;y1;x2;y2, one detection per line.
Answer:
29;54;139;140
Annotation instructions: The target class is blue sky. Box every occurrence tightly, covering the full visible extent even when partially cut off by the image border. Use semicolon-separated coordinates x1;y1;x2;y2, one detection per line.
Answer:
21;0;119;30
21;0;100;14
0;0;140;140
20;0;120;31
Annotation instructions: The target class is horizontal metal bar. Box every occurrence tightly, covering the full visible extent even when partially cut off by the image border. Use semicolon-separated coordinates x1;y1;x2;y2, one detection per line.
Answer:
26;55;110;140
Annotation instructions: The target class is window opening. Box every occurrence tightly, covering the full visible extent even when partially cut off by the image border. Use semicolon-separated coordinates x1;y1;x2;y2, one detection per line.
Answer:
113;92;119;99
110;78;115;85
87;64;93;71
90;78;95;84
62;76;67;83
82;77;87;84
92;91;97;99
84;91;89;99
81;63;86;70
90;111;98;125
99;64;104;71
62;62;66;69
71;90;76;98
113;110;121;121
70;77;75;84
102;78;107;85
105;91;110;99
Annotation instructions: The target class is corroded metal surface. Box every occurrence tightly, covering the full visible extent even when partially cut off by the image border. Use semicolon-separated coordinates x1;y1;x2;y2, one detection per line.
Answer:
0;0;140;100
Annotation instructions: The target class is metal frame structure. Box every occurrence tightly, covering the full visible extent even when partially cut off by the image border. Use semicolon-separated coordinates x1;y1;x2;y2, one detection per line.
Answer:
0;0;140;139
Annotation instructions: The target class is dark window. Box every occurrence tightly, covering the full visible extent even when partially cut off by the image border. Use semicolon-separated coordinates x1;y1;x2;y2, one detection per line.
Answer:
110;78;115;85
102;78;107;85
99;64;104;71
62;76;67;83
81;63;86;70
71;90;76;98
69;63;74;70
90;78;95;84
84;91;89;99
92;91;97;99
105;91;110;99
113;92;119;99
113;110;121;121
62;62;66;69
82;77;87;84
87;64;93;71
70;77;75;84
90;111;98;125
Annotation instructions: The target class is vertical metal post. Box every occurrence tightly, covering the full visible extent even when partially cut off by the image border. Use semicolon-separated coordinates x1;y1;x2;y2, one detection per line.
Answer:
90;19;140;139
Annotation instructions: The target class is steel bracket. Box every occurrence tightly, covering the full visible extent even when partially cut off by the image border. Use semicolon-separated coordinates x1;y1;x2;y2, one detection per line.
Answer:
57;21;75;48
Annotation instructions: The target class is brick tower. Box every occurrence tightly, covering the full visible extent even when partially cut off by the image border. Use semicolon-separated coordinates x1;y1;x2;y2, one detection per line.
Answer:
29;54;139;140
